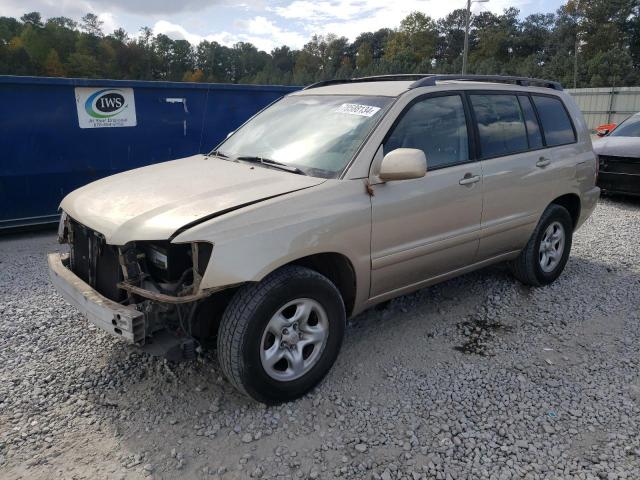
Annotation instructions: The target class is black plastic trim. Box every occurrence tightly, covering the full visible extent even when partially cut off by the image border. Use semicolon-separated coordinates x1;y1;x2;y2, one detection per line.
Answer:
304;75;430;90
303;74;563;92
409;75;563;91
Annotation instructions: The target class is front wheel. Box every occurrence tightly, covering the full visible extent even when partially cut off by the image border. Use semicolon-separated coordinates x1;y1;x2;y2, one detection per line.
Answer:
217;266;345;403
509;204;574;287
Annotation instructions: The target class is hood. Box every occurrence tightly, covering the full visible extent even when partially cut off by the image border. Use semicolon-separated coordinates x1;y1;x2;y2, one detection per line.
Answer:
593;136;640;158
61;155;326;245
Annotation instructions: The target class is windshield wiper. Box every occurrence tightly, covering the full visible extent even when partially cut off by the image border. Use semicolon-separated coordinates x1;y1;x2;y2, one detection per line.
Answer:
208;150;230;159
235;156;307;175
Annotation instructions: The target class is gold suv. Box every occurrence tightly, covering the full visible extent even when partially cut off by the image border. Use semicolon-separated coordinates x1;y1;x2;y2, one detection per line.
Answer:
48;75;600;403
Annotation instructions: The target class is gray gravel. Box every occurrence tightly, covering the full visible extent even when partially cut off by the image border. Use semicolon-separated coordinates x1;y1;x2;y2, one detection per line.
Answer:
1;196;640;480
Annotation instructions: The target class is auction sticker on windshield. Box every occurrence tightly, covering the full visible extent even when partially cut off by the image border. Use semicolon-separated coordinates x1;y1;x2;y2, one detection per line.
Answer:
335;103;381;117
75;87;137;129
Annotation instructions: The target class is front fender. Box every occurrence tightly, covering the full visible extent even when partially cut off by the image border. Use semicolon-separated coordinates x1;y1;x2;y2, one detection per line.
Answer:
172;179;372;307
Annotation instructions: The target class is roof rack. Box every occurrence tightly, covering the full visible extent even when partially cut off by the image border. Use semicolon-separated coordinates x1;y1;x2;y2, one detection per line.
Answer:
409;75;563;91
303;74;431;90
303;74;563;91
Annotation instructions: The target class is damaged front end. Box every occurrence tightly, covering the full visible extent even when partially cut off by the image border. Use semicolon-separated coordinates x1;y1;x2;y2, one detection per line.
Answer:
55;212;218;360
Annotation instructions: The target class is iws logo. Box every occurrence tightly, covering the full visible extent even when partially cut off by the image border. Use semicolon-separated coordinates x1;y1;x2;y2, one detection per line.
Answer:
75;87;136;128
85;89;127;119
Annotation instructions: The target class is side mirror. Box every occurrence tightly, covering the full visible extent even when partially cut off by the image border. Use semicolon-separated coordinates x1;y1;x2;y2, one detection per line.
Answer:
596;129;609;137
379;148;427;182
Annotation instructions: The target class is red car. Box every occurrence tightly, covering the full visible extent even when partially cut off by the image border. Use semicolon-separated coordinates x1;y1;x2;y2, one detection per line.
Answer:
595;122;617;136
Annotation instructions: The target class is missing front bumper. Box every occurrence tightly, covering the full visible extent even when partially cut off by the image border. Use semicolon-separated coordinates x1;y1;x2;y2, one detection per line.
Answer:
47;252;145;344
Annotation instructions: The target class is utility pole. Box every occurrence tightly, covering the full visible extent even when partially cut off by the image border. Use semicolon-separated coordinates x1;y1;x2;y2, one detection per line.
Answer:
462;0;489;75
573;0;581;89
462;0;471;75
573;35;579;89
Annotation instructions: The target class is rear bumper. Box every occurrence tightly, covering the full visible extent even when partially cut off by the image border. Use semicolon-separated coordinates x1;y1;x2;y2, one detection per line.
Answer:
47;252;145;344
598;172;640;196
576;186;600;229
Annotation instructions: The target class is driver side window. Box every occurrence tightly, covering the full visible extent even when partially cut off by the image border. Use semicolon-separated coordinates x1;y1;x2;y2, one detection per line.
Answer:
383;95;470;170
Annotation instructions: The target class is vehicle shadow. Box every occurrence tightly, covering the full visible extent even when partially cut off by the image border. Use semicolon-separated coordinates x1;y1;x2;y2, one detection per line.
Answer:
599;193;640;210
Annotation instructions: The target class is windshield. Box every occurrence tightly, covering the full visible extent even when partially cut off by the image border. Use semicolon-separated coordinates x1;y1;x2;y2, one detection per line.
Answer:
610;115;640;137
214;95;392;178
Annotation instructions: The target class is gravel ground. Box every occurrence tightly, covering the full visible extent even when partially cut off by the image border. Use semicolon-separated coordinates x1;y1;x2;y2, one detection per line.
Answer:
1;196;640;480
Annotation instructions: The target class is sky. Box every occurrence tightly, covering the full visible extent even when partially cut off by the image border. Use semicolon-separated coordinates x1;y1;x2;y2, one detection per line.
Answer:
3;0;563;51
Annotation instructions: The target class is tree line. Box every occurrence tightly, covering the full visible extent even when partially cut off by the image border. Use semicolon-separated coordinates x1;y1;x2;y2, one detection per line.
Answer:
1;0;638;88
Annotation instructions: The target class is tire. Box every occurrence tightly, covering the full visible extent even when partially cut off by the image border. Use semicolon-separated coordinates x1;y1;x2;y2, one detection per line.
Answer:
217;265;346;404
509;204;574;287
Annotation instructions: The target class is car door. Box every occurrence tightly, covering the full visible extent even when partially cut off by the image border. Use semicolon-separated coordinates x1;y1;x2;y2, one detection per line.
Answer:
529;94;581;196
471;92;572;260
369;93;483;299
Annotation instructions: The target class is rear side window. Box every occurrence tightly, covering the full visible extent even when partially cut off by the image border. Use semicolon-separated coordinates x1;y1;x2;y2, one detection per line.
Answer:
470;94;528;158
384;95;469;169
517;95;543;149
532;95;576;146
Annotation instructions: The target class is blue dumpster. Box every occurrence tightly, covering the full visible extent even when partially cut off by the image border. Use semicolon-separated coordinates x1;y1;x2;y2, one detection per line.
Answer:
0;76;299;230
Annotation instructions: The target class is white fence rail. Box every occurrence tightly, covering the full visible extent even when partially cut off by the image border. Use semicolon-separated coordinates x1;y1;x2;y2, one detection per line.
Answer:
566;87;640;130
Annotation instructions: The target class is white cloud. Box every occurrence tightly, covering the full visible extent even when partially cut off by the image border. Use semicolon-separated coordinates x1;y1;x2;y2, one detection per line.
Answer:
272;0;378;21
92;0;230;15
153;20;232;44
97;12;118;34
237;16;307;48
5;0;547;52
2;0;93;19
273;0;535;41
153;16;307;51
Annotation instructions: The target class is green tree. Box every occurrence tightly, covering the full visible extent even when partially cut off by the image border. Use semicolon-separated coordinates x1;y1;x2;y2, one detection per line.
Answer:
271;46;295;74
516;13;555;58
293;36;324;84
351;28;392;61
323;35;350;77
196;40;233;81
66;52;100;77
631;6;640;68
20;23;51;67
46;16;77;30
436;9;466;68
171;40;195;80
43;17;79;63
153;33;174;79
0;4;638;88
471;8;520;69
355;42;373;70
384;12;438;68
80;13;103;37
20;12;42;28
183;68;205;82
0;37;33;75
43;48;65;76
112;28;128;42
0;16;23;43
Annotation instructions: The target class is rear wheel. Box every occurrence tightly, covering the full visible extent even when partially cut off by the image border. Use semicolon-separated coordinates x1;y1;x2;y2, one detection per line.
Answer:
217;265;345;403
510;204;573;286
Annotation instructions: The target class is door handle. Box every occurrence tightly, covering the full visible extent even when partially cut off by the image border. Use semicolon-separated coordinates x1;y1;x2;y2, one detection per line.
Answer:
536;157;551;168
459;174;481;186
